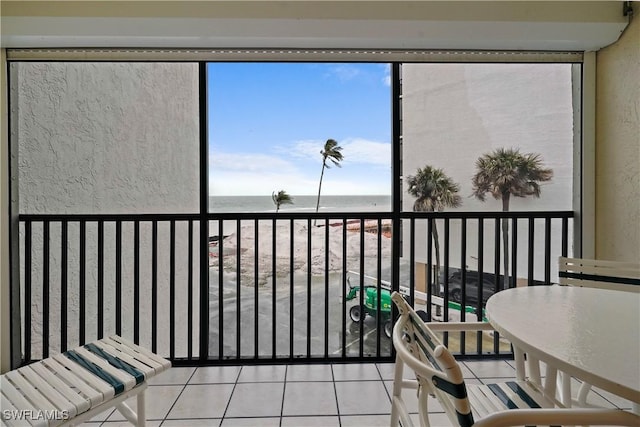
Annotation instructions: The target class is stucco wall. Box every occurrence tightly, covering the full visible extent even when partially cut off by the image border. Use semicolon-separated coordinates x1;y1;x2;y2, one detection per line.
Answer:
595;13;640;262
402;63;575;280
12;62;200;357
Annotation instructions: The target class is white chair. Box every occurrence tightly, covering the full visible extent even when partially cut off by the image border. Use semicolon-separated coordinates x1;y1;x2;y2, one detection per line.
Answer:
389;292;639;427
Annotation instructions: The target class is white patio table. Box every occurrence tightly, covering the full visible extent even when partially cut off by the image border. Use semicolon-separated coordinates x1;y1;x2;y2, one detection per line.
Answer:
485;285;640;411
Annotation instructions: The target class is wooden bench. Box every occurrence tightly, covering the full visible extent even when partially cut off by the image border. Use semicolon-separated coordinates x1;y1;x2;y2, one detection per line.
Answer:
1;335;171;427
558;256;640;292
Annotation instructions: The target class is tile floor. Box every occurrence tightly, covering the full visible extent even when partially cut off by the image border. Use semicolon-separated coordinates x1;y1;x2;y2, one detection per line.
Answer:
83;360;629;427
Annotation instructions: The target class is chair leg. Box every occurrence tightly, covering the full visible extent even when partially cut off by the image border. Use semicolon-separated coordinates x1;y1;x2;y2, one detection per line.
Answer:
390;357;404;426
137;389;146;427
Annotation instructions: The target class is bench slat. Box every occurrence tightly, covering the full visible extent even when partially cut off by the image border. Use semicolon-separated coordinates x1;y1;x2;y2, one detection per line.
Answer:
100;336;170;375
0;376;47;427
92;341;156;380
40;358;102;409
73;347;137;391
28;362;90;415
18;365;78;419
1;392;34;427
51;354;114;403
106;336;171;371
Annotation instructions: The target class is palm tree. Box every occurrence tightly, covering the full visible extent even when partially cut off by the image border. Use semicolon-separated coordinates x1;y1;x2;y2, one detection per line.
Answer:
314;139;343;225
407;166;462;301
272;190;293;213
471;148;553;288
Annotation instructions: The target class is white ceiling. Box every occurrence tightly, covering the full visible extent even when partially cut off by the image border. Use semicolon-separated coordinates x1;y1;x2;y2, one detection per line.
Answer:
0;1;630;51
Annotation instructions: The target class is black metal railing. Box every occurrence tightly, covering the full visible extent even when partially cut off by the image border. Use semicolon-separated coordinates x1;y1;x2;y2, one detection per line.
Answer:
15;210;573;366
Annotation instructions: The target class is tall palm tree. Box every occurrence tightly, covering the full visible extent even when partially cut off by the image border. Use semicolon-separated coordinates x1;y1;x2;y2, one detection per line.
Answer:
471;148;553;288
315;139;343;225
272;190;293;213
407;166;462;300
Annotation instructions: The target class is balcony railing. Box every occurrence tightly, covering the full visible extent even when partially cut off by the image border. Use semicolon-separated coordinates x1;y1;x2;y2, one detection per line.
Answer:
14;210;573;367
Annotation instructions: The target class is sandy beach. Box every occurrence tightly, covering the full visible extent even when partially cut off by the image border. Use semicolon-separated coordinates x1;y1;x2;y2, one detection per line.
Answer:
209;219;392;286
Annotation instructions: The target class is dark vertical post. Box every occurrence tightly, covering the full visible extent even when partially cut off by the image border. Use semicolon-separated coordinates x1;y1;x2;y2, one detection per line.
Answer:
237;220;242;359
493;218;500;353
426;218;433;321
358;219;365;358
24;221;32;362
273;218;278;359
42;221;50;358
187;220;194;360
376;219;382;357
254;219;259;359
61;221;68;352
341;218;347;358
170;220;176;360
79;221;86;346
199;62;210;362
290;218;295;359
115;221;122;336
544;218;552;284
134;220;140;344
306;218;312;358
443;218;450;347
527;218;535;286
459;218;466;354
151;220;158;353
391;62;402;337
511;218;518;288
97;220;104;339
476;218;484;354
218;219;224;360
323;218;329;358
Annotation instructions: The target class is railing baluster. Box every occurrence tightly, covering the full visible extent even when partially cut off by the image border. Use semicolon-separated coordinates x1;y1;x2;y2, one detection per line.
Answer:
115;221;122;336
358;219;364;358
254;219;259;359
79;220;86;346
426;218;433;321
544;218;552;284
218;219;224;359
97;220;104;339
170;220;176;360
476;218;484;354
151;220;158;353
409;218;415;307
528;218;535;286
237;220;242;359
376;218;382;357
42;221;49;359
61;220;68;352
493;218;500;354
115;220;122;335
511;217;518;288
306;218;312;358
290;218;295;359
341;218;347;358
188;220;194;361
460;218;466;355
134;220;140;344
443;218;450;347
272;218;277;359
24;220;32;362
324;218;329;359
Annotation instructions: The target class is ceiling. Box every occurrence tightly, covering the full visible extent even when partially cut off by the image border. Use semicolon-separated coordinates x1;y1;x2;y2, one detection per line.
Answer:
0;1;630;51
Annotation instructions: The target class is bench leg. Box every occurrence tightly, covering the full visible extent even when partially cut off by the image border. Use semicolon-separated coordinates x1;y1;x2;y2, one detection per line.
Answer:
115;385;147;426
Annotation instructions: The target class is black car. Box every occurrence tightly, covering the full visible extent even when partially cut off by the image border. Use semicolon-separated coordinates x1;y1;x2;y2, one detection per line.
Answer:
441;269;505;307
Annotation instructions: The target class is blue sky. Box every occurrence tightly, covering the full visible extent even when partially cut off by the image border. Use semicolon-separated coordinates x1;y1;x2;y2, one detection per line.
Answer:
207;63;392;196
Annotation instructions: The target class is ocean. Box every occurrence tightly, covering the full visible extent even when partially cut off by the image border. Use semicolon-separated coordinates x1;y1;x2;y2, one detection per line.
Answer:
209;194;391;213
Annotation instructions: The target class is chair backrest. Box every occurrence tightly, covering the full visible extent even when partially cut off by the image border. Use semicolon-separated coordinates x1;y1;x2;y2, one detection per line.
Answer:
391;292;474;427
558;256;640;292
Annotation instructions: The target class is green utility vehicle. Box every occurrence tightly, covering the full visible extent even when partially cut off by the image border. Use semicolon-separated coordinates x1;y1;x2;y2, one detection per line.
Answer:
344;280;394;338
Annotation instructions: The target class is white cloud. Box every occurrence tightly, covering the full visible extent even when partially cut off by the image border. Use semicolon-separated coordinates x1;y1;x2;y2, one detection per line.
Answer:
210;151;297;174
381;64;391;87
325;65;362;82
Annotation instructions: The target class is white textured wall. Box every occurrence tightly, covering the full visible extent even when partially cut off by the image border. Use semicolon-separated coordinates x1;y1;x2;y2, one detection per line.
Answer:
595;13;640;262
13;62;200;357
402;63;574;280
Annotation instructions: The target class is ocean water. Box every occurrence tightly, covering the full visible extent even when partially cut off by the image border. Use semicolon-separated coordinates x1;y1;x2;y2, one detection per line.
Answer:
209;194;391;213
